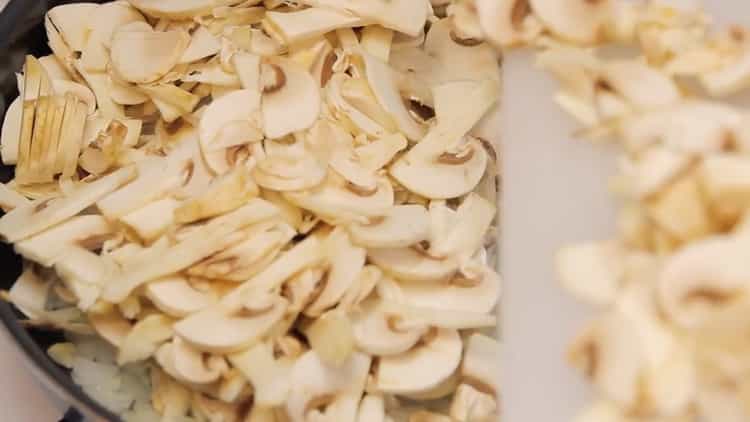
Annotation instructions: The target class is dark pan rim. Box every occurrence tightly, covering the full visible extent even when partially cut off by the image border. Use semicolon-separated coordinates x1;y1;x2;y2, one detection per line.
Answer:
0;302;122;421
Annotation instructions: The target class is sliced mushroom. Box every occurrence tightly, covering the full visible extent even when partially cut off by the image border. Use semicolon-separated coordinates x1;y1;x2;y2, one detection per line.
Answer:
47;3;99;53
361;52;426;142
89;306;132;347
286;350;371;422
157;337;223;385
120;198;180;242
397;264;500;313
556;241;625;307
428;193;495;259
449;383;498;422
376;328;462;394
174;295;288;353
180;26;222;64
357;394;386;422
15;215;111;267
129;0;232;19
7;267;51;320
110;22;190;84
79;1;146;72
117;314;174;365
261;59;321;139
0;165;136;242
347;205;430;249
145;276;216;318
264;8;363;44
1;97;21;165
529;0;612;44
326;74;390;139
253;151;327;191
298;0;428;37
461;333;500;396
368;246;458;283
175;167;259;224
304;311;356;367
229;341;295;406
233;51;262;93
351;299;427;356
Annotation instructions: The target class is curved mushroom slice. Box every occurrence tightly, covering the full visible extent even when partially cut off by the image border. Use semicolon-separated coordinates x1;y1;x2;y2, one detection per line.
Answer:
0;183;28;212
264;8;363;44
47;3;99;53
253;151;327;191
286;350;371;422
379;301;496;330
120;198;180;242
351;299;427;356
0;165;136;242
52;80;97;115
348;204;430;248
180;26;222;64
355;133;408;171
15;215;111;267
599;60;680;110
428;193;496;259
423;19;501;86
461;334;500;396
102;200;278;302
285;174;394;224
38;55;71;82
228;341;295;406
529;0;612;44
117;314;174;365
357;395;386;422
340;77;398;133
79;1;146;72
174;295;288;353
187;221;296;282
298;0;428;37
7;268;51;320
305;228;366;316
54;247;120;310
145;276;217;318
390;80;497;200
368;246;458;283
304;311;356;366
110;22;190;84
326;74;390;139
129;0;240;19
182;62;241;87
449;383;498;422
2;97;23;165
376;328;462;395
157;337;223;385
261;60;322;139
398;265;500;314
89;307;132;348
199;89;263;175
175;167;259;224
361;52;426;142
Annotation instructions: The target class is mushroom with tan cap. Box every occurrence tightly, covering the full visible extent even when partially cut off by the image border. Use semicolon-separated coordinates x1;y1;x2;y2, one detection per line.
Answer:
376;328;462;395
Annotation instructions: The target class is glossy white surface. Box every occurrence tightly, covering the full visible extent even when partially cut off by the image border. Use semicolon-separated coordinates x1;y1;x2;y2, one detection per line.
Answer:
501;2;750;421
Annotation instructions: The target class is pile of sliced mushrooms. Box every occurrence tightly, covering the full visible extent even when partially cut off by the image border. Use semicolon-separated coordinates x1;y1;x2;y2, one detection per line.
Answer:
462;0;750;420
0;1;502;422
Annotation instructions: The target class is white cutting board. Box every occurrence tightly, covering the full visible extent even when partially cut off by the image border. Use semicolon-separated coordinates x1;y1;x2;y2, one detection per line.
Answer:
500;2;750;421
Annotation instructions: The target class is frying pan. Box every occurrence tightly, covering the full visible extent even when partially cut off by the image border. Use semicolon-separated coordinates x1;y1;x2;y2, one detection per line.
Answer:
0;1;119;420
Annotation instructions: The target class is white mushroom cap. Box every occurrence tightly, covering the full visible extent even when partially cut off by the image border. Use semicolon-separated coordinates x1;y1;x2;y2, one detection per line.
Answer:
109;23;190;84
261;59;322;139
376;328;462;394
529;0;612;44
145;276;216;318
347;204;430;248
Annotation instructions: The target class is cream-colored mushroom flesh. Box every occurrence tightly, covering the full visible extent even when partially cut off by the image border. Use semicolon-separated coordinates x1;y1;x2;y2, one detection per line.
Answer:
0;1;503;420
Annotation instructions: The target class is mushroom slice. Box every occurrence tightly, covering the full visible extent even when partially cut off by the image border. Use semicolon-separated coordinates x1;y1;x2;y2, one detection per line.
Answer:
529;0;612;44
175;167;259;224
379;301;496;329
361;26;394;63
15;215;111;267
174;295;288;353
117;314;174;365
599;60;681;109
8;267;51;320
428;193;496;259
286;178;393;223
357;395;386;422
110;22;190;84
129;0;236;19
368;246;458;283
1;97;22;165
390;80;497;199
233;51;262;92
340;77;398;133
253;151;327;191
306;228;366;316
120;198;180;242
326;74;390;139
556;241;625;307
180;26;221;64
305;311;356;366
0;165;136;242
199;89;263;175
701;47;750;97
475;0;541;47
376;328;462;394
398;265;500;314
261;60;321;139
80;2;146;72
449;384;498;422
89;307;132;347
351;299;427;356
355;133;408;171
0;183;29;212
102;200;278;303
46;3;99;53
160;337;223;385
264;8;363;44
182;62;241;87
187;220;296;282
145;276;216;318
461;334;500;396
348;204;430;248
228;341;295;406
54;248;119;310
299;0;428;37
361;52;426;142
286;350;371;422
